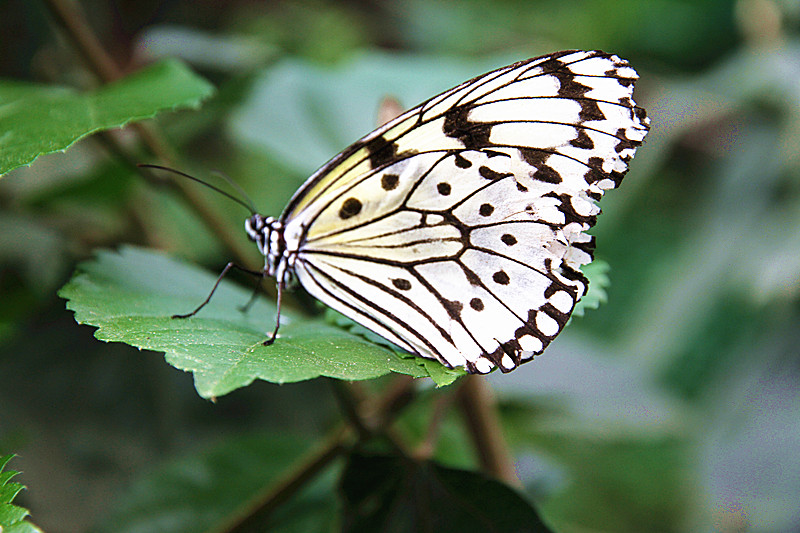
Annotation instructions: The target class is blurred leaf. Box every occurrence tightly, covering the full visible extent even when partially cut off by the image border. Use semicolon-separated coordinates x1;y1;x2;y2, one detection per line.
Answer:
131;181;227;264
0;455;43;533
59;246;442;399
0;212;68;292
489;388;695;532
0;212;70;340
339;451;554;533
233;1;369;64
98;433;336;533
228;53;519;176
136;25;278;72
525;432;693;533
0;59;215;176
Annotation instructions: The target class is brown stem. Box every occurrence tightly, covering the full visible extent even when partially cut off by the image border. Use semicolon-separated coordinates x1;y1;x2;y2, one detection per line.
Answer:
206;425;352;533
330;381;372;441
210;376;419;533
456;375;520;487
413;388;455;460
41;0;121;81
372;374;417;421
41;0;256;268
330;380;413;456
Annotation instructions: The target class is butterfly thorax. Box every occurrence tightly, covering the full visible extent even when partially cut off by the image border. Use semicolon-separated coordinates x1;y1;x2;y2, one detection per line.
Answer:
245;214;294;284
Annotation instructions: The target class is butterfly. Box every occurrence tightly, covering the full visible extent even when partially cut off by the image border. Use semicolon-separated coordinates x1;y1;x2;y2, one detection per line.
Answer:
178;50;649;374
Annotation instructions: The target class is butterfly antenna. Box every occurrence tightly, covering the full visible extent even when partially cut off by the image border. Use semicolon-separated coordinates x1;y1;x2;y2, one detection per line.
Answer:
139;164;256;214
211;170;258;214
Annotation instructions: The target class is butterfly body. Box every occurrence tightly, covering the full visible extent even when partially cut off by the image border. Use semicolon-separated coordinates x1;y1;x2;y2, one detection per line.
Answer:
245;50;649;374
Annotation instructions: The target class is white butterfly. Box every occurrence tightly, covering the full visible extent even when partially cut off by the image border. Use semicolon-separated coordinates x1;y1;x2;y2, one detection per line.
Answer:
210;50;649;374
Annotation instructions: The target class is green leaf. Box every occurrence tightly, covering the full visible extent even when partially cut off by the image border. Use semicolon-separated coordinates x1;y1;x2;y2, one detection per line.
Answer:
0;455;43;533
339;452;555;533
59;246;437;399
98;433;337;533
0;59;215;176
324;308;467;387
573;260;610;318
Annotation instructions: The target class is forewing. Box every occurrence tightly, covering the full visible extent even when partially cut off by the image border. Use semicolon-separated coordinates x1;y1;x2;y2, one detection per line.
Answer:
283;50;649;373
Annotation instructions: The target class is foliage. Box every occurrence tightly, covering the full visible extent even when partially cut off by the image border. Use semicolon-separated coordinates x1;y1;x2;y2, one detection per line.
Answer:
0;60;214;175
339;452;554;533
0;455;42;533
1;1;799;532
59;246;456;394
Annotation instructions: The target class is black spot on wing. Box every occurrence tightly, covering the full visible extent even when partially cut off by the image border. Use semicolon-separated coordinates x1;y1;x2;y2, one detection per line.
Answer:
442;106;491;149
479;166;511;181
381;173;399;191
519;148;547;167
443;299;463;319
391;278;412;290
518;149;561;184
501;234;517;246
569;129;594;149
453;152;472;168
492;270;510;285
554;70;592;100
537;56;567;74
578;100;605;122
533;165;561;184
363;136;399;169
339;198;363;219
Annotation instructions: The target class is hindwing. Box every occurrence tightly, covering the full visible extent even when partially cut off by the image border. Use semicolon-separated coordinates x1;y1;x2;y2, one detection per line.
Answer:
280;50;649;373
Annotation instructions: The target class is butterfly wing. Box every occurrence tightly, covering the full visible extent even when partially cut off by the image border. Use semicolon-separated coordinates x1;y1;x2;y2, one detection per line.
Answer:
280;50;649;373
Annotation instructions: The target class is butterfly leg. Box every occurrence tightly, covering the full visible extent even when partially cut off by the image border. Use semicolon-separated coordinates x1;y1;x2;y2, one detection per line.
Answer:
262;280;284;345
173;262;264;319
238;275;265;313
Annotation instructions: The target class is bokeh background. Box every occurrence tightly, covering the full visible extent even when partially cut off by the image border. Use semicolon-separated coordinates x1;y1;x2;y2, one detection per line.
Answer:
1;1;799;532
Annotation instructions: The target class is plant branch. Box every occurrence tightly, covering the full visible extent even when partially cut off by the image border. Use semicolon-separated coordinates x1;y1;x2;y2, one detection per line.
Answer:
42;0;120;82
330;380;413;456
209;376;419;533
413;388;455;460
41;0;256;268
206;425;352;533
456;375;520;487
330;381;372;441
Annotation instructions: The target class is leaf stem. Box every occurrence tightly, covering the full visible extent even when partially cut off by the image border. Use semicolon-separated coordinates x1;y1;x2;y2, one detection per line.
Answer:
456;375;521;487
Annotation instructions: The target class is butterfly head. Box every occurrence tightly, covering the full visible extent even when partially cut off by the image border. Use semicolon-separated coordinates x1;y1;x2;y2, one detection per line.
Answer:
245;214;286;279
